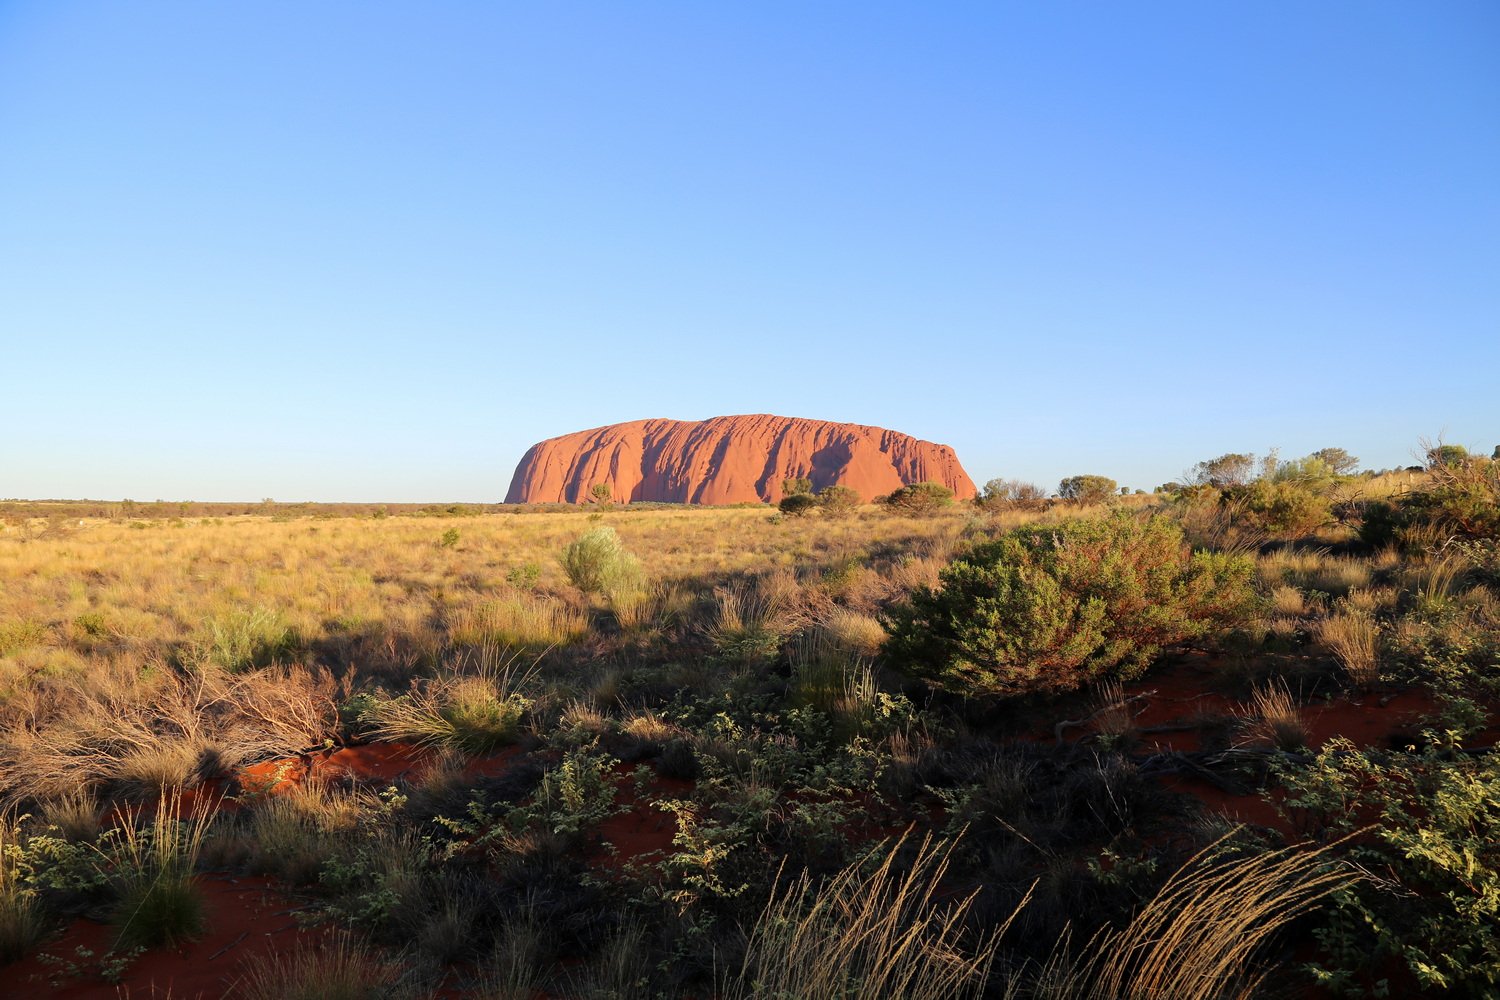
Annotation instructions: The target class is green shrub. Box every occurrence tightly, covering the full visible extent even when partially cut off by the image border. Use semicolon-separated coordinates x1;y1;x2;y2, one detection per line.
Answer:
1360;459;1500;549
781;477;813;497
439;527;460;548
0;816;45;965
1221;479;1332;536
560;527;642;597
1426;444;1470;469
817;484;861;517
778;493;819;517
883;482;955;515
1279;740;1500;996
1058;475;1117;505
504;562;542;590
1189;453;1256;488
883;512;1255;697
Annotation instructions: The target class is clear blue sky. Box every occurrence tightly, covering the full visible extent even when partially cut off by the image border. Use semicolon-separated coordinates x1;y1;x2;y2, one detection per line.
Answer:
2;2;1496;501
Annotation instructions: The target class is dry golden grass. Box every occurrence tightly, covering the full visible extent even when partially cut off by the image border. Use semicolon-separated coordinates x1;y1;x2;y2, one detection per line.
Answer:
725;831;1005;1000
239;932;395;1000
0;506;977;799
1317;606;1382;688
1258;548;1373;597
0;506;966;665
1268;584;1307;617
1029;833;1354;1000
1238;679;1309;751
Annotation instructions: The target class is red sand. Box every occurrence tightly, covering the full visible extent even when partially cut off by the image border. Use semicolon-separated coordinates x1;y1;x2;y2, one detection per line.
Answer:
1;876;320;1000
593;765;693;873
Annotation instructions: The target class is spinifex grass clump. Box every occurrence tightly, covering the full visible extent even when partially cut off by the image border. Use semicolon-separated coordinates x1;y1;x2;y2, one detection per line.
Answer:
109;789;213;949
724;832;1001;1000
884;511;1255;697
449;594;588;651
240;932;395;1000
560;527;643;599
1240;679;1309;751
1031;833;1354;1000
368;662;533;754
200;605;299;672
1317;604;1381;689
706;577;800;665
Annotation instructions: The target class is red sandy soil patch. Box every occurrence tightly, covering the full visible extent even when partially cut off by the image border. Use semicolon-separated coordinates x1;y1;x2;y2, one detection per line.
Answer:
593;765;693;873
1159;775;1293;836
1;876;321;1000
158;742;523;821
1119;657;1240;754
239;740;522;793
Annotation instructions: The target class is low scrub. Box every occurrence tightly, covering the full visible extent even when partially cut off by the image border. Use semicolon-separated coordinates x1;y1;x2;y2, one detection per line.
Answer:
1361;456;1500;550
884;512;1255;696
0;813;45;965
882;482;956;515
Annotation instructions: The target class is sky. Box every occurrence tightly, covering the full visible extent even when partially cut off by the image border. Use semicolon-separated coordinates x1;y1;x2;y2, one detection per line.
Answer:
2;2;1496;501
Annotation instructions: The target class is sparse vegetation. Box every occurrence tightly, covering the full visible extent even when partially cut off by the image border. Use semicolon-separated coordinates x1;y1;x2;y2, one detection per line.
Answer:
0;443;1493;997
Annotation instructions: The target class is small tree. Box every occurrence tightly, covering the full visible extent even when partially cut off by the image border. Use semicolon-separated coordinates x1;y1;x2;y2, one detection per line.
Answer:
1309;447;1359;476
1426;444;1470;469
1189;454;1256;488
817;485;861;517
778;493;819;517
589;483;613;506
883;482;954;516
1057;475;1117;506
979;478;1047;511
782;477;813;497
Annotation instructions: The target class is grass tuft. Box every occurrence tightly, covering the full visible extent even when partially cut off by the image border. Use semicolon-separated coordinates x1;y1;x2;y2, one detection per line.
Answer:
239;932;394;1000
724;831;1000;1000
109;788;213;949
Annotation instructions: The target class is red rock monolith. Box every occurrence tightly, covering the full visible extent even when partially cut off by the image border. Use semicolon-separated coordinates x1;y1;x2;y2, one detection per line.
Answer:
505;414;977;505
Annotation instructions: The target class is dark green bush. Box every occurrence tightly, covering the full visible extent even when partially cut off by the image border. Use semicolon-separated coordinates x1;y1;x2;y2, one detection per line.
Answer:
882;482;955;515
1280;740;1500;997
882;512;1254;697
778;493;819;517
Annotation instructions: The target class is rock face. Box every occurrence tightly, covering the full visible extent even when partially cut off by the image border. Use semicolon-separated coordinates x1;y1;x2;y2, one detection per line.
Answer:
505;414;977;505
